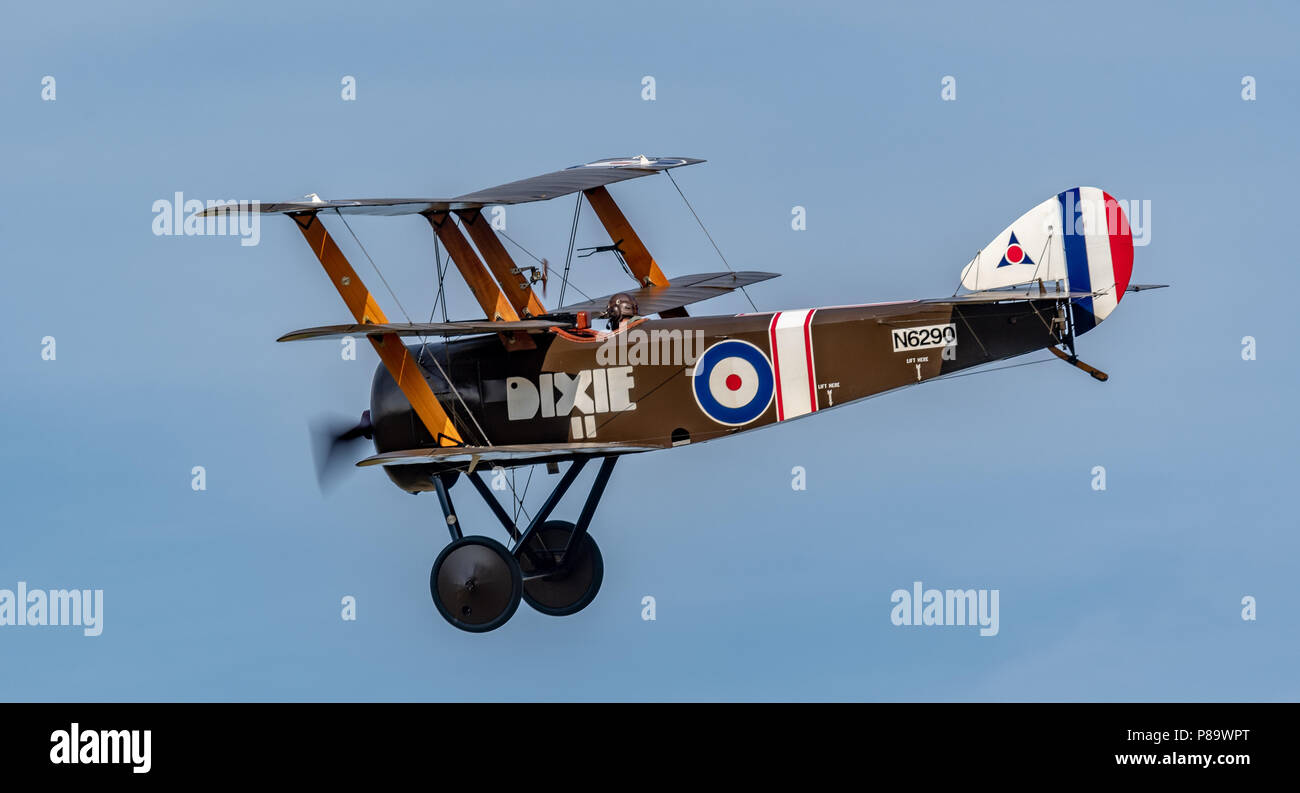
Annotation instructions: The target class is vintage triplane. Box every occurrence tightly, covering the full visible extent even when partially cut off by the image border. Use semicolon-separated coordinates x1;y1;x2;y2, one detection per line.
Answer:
204;156;1161;631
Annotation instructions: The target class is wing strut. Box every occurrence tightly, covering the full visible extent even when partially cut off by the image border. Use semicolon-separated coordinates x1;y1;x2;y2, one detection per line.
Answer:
424;212;535;350
582;186;670;288
456;209;548;318
290;212;465;445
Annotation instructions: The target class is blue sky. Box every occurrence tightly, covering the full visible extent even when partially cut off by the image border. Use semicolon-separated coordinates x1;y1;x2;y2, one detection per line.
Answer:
1;0;1296;700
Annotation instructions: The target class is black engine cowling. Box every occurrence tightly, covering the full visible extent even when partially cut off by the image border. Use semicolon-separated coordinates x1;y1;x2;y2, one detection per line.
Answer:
368;342;484;493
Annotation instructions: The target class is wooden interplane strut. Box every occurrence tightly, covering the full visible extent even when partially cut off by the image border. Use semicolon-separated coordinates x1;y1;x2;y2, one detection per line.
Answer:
582;186;670;288
456;210;547;318
425;212;535;350
292;212;464;445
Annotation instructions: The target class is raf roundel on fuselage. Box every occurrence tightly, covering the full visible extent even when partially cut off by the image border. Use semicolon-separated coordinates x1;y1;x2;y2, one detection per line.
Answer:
692;339;775;426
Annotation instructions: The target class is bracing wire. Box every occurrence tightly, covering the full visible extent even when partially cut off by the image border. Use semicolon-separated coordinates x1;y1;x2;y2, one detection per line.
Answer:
421;214;494;445
558;193;582;306
666;170;759;312
928;356;1054;382
952;234;1059;298
428;233;449;324
336;210;413;323
494;211;593;305
496;228;544;264
501;469;533;526
332;210;491;445
506;466;536;524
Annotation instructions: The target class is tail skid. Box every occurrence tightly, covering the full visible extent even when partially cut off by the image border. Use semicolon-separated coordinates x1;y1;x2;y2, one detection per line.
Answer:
1048;345;1109;382
1048;282;1167;382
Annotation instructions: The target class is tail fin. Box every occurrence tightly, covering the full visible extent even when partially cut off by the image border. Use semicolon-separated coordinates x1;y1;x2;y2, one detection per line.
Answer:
960;187;1134;334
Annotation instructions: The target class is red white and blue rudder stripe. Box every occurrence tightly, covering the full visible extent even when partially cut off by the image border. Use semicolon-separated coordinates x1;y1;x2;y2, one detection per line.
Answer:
1058;187;1135;334
958;186;1135;334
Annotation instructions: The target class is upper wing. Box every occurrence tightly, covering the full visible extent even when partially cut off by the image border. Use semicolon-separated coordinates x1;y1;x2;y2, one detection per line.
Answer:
452;156;702;206
196;156;703;217
201;198;456;217
557;271;779;317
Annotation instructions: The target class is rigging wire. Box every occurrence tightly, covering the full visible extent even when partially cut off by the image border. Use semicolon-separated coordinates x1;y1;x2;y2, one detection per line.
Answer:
333;210;491;445
428;233;450;324
518;465;534;511
336;209;413;323
666;170;759;312
506;465;536;524
414;334;492;446
928;356;1054;382
559;194;584;306
560;194;581;306
326;212;576;516
418;214;494;445
953;252;979;297
496;228;544;264
951;233;1058;298
498;465;532;526
495;205;593;305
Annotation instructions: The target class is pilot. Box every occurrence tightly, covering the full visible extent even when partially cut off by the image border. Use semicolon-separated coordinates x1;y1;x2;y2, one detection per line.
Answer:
605;292;639;330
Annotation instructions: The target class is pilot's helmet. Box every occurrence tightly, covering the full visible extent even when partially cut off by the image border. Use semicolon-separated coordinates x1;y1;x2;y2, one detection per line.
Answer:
606;293;639;326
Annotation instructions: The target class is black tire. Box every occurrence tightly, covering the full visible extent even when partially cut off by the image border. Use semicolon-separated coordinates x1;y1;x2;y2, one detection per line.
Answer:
430;535;522;633
518;521;604;617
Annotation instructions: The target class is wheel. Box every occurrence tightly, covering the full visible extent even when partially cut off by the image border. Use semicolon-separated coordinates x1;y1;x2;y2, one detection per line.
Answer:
430;535;522;633
518;521;604;617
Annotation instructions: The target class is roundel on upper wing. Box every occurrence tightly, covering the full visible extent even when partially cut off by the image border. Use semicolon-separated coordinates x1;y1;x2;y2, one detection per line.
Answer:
692;339;775;426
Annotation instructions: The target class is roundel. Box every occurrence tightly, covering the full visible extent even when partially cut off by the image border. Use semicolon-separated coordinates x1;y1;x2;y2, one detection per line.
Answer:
692;339;775;426
1004;242;1024;264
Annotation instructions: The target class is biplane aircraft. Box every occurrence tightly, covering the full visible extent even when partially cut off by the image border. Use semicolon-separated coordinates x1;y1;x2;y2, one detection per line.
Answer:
202;156;1163;632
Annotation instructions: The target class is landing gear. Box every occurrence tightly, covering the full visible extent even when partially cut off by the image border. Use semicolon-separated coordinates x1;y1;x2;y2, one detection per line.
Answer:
519;521;604;616
430;536;522;633
426;456;618;633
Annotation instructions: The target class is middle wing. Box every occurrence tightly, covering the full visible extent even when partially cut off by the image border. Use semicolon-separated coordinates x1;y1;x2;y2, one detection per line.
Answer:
277;319;568;342
556;271;779;317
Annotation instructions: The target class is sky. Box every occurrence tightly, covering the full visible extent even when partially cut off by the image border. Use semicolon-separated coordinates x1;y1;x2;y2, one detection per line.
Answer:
1;0;1297;701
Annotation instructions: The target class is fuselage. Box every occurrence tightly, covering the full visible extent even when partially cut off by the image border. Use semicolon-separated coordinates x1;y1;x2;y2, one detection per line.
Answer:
371;298;1064;492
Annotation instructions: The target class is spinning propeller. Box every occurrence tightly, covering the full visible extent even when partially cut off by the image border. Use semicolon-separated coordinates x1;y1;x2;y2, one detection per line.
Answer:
309;410;373;494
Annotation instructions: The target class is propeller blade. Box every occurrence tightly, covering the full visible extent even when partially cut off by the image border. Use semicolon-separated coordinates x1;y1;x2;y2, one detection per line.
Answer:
309;410;373;495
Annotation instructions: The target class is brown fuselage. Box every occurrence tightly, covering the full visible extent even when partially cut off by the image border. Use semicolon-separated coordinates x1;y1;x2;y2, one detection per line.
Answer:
371;298;1064;492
